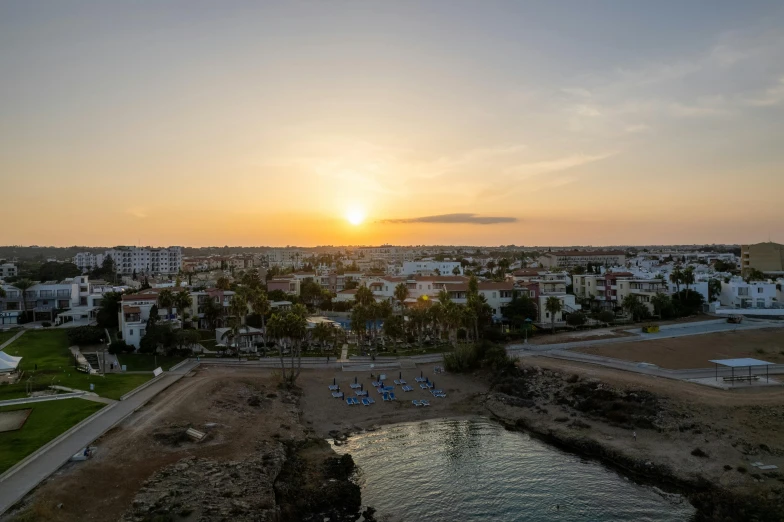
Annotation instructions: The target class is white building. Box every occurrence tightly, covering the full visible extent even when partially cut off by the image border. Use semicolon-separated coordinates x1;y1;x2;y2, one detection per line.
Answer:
403;261;463;276
265;249;305;268
106;246;182;275
74;252;105;272
719;278;779;309
0;263;17;279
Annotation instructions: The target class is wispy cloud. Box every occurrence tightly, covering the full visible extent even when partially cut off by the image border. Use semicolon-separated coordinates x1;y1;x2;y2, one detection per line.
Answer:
505;151;618;177
744;76;784;106
126;207;148;219
379;213;518;225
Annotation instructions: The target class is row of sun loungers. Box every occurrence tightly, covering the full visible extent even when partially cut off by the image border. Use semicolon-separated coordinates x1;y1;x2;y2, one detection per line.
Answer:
346;397;378;406
412;400;430;407
332;373;444;406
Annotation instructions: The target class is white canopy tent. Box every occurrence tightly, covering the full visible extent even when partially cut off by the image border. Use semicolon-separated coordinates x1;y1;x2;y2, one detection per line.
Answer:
0;350;22;373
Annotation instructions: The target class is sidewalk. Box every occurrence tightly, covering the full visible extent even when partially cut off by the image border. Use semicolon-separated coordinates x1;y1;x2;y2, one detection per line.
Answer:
0;360;199;516
0;329;26;351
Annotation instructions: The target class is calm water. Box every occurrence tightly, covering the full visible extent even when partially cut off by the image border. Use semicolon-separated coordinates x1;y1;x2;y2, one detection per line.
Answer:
331;418;695;522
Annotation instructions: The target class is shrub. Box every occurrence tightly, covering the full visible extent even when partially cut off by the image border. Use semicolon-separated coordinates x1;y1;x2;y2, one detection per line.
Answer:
566;312;587;327
566;374;579;384
66;326;105;346
41;321;52;328
723;465;733;471
108;340;131;354
691;448;709;458
444;344;478;373
598;311;615;324
737;466;747;473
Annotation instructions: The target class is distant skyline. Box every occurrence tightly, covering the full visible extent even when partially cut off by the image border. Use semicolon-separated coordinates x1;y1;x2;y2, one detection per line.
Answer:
1;1;783;247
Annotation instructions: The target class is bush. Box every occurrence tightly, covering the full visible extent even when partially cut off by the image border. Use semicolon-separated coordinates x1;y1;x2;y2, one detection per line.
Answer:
108;340;131;354
444;344;478;373
67;326;105;346
737;466;747;473
41;321;52;328
691;448;709;458
566;313;587;327
723;465;733;471
481;327;505;343
598;311;615;324
566;374;580;384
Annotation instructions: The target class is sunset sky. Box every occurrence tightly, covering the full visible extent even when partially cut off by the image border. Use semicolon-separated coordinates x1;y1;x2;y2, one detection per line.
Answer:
1;1;783;247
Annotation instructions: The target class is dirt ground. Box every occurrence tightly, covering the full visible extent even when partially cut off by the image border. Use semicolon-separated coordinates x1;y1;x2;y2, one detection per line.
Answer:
574;328;784;368
486;355;784;514
5;365;487;522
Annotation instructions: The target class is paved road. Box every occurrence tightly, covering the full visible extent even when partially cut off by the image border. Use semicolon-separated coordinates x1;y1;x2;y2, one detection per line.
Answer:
0;361;199;516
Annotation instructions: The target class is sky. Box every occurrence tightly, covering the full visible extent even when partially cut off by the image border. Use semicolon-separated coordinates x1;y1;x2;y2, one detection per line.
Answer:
1;1;783;247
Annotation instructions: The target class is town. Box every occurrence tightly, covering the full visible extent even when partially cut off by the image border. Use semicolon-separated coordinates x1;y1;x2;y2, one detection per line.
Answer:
0;241;783;520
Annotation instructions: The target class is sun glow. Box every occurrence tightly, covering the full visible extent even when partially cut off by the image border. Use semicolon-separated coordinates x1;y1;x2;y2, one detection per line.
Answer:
346;207;366;226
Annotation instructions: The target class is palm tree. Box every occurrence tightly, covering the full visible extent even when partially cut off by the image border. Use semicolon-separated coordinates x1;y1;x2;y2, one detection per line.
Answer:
708;279;722;302
158;289;175;320
394;283;409;312
350;305;369;346
355;285;375;307
247;288;270;345
312;322;334;354
173;290;192;324
545;296;563;333
670;267;683;296
622;294;642;321
228;293;249;329
15;279;34;320
651;293;670;318
201;297;223;330
682;266;695;292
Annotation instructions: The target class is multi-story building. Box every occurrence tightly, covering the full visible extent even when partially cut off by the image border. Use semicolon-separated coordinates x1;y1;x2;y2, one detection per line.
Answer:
573;273;669;314
0;263;17;279
106;246;182;276
446;281;514;319
265;249;305;268
352;246;414;264
74;252;105;272
402;261;463;276
539;250;626;269
741;242;784;276
719;278;779;309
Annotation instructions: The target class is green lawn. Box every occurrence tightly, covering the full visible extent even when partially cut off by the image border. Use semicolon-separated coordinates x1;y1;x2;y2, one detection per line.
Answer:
0;328;21;346
116;354;185;371
2;330;153;400
0;399;105;474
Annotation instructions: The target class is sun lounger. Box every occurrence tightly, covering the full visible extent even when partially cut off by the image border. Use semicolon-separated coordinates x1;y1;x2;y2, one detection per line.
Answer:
332;392;344;398
350;383;362;389
420;400;430;406
434;393;446;398
362;398;371;406
394;379;401;385
402;385;413;392
383;385;394;391
412;400;421;407
328;384;339;391
398;379;406;385
376;387;385;394
355;390;368;396
379;374;387;381
415;377;426;383
430;389;443;395
371;381;381;387
346;398;354;405
389;392;397;400
382;393;391;401
419;383;430;389
366;397;376;404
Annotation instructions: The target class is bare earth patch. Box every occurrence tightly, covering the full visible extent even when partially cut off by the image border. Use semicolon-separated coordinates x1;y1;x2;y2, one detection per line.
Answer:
574;328;784;369
0;409;31;433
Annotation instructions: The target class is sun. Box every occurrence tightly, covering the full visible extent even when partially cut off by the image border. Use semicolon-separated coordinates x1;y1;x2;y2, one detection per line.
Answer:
346;207;366;226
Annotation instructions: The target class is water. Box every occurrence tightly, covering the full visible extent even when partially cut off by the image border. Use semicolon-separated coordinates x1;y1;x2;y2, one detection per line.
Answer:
331;418;695;522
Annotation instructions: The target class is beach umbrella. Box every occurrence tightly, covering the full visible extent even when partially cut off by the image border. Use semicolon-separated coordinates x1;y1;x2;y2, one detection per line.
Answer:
399;371;402;379
420;370;423;378
355;376;358;384
333;377;336;385
432;381;435;389
426;377;430;384
361;384;364;391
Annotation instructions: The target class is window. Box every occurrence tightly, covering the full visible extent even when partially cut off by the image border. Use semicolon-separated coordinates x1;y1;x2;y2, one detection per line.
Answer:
758;287;764;294
129;329;134;335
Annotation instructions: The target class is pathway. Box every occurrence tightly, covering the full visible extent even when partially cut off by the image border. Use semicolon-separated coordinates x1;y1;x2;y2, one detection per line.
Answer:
0;329;26;351
0;360;199;516
339;343;349;362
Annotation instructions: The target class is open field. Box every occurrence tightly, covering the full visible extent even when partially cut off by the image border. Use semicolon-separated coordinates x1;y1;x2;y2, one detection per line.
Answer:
0;330;21;347
1;330;152;400
116;354;185;372
0;399;104;474
574;327;784;369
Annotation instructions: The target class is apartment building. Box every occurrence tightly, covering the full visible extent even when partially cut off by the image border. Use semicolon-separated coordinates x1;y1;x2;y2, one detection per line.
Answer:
267;277;301;295
741;242;784;276
106;246;182;275
402;261;463;276
573;273;669;313
74;252;105;272
539;250;626;269
719;278;779;309
446;281;514;319
509;269;570;294
265;249;305;268
0;263;18;279
352;246;414;264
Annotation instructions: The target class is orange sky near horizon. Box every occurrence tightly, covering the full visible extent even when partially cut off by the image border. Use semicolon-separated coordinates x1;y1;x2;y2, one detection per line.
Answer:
1;2;783;247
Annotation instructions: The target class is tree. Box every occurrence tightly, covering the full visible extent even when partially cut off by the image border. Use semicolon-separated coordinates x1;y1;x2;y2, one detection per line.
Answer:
545;296;562;332
96;291;123;328
158;289;175;320
682;266;695;291
216;276;231;290
598;310;615;324
355;285;375;307
744;268;766;283
247;287;270;343
673;289;705;316
267;305;308;386
201;297;223;330
311;322;335;353
350;305;369;346
241;269;263;290
173;290;192;321
566;312;587;328
708;279;722;302
0;286;5;298
394;283;409;312
14;279;34;321
452;266;461;275
300;280;325;308
651;293;671;318
38;262;80;282
621;294;649;322
670;267;683;295
174;329;200;355
382;314;405;346
502;291;538;330
496;258;511;279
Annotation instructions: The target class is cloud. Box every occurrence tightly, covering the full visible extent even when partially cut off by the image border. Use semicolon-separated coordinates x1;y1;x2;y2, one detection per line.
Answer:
744;76;784;107
379;213;517;225
505;151;618;178
625;123;651;134
126;207;148;219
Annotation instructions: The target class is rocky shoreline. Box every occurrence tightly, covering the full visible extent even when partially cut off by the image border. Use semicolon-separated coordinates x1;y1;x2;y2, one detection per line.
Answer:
483;362;784;522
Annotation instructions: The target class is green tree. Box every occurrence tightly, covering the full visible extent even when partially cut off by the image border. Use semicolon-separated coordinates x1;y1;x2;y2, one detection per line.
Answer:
240;268;263;290
350;305;369;346
267;306;308;386
744;268;766;283
708;279;722;302
621;294;649;322
216;276;231;290
670;266;683;295
158;289;175;320
682;266;695;291
452;266;461;275
545;296;563;332
566;312;587;328
173;290;192;323
14;279;34;321
598;310;615;324
502;291;538;329
651;293;671;318
382;314;405;346
394;282;409;312
38;262;80;282
96;291;123;328
355;285;375;307
201;297;223;330
247;287;270;343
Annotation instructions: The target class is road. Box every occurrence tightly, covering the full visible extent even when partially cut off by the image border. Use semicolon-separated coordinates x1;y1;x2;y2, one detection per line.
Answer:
0;360;199;516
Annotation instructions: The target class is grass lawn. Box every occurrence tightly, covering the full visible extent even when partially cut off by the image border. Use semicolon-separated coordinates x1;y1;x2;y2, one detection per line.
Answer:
2;330;153;400
0;328;22;346
0;399;105;474
116;354;185;371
